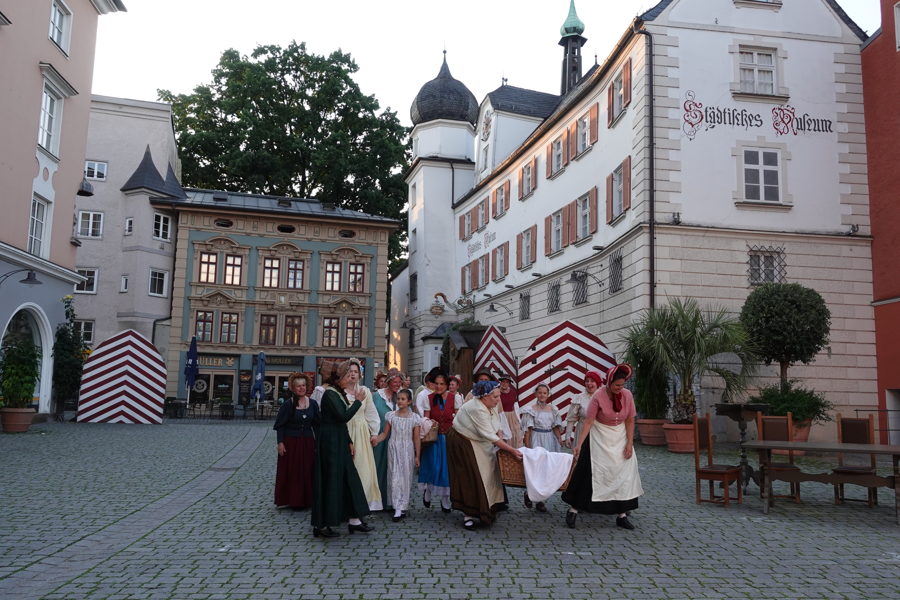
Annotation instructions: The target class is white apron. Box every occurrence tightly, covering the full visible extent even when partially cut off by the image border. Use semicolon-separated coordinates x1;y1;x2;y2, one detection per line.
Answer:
588;421;643;503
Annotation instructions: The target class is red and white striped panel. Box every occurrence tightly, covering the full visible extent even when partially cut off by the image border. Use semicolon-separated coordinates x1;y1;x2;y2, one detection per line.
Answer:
474;325;517;385
77;329;166;424
517;320;616;418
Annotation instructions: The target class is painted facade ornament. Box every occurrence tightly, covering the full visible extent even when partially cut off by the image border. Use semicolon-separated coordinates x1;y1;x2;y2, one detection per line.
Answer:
482;110;492;141
683;91;704;141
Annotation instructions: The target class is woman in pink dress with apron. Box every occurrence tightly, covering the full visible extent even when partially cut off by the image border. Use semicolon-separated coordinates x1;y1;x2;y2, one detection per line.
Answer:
561;364;643;530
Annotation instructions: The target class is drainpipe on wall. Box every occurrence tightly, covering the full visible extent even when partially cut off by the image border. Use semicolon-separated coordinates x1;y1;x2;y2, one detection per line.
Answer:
633;23;656;309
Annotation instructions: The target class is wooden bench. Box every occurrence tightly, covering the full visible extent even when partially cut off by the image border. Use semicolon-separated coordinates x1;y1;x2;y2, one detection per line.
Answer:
742;440;900;524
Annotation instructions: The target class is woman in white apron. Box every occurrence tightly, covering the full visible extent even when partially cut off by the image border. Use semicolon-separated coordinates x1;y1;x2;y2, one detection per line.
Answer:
561;364;643;530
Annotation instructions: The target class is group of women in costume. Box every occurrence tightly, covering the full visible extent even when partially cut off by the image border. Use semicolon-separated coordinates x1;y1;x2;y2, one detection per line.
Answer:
273;358;643;536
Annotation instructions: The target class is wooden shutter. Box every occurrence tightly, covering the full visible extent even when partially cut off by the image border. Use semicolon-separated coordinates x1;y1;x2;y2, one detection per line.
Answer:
503;241;510;277
484;198;490;225
530;225;537;260
569;123;577;159
531;156;538;190
516;233;523;269
484;254;490;286
590;103;599;144
461;266;466;294
546;143;553;178
544;215;552;256
470;206;478;229
561;204;570;248
607;85;614;128
590;186;599;233
470;260;478;291
606;173;614;224
459;215;465;240
562;129;569;166
569;200;578;244
623;58;632;107
623;155;632;211
504;180;511;210
491;248;497;280
491;190;497;218
518;168;524;199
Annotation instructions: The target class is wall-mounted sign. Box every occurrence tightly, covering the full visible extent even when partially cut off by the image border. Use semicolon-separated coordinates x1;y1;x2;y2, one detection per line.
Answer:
198;355;237;368
682;90;834;141
253;355;305;367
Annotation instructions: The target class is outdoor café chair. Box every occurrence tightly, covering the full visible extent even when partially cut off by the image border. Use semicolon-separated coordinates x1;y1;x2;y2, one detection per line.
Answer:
694;413;743;507
834;413;878;508
757;412;801;503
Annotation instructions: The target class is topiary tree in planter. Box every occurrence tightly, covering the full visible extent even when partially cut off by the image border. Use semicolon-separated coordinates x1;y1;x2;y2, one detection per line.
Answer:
739;283;831;385
52;296;90;416
0;332;43;432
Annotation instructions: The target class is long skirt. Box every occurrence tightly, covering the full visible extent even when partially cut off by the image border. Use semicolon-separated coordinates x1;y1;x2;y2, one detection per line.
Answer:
274;435;316;508
561;423;641;515
447;428;500;524
311;435;370;529
373;431;391;510
502;410;524;448
418;433;450;497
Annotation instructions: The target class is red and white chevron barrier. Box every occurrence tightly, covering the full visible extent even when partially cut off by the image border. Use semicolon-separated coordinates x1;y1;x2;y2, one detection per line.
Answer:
76;329;166;424
517;320;616;418
474;325;517;385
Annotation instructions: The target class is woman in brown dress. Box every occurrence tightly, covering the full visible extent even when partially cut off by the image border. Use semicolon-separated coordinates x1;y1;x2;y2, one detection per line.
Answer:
274;373;319;509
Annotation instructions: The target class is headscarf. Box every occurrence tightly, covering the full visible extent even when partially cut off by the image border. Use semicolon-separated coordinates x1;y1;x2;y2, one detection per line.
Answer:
382;370;405;410
605;363;634;413
584;370;604;388
319;359;350;382
384;370;405;387
473;380;500;398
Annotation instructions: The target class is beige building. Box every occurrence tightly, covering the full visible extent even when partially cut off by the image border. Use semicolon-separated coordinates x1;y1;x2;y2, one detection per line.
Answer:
0;0;125;414
150;191;397;405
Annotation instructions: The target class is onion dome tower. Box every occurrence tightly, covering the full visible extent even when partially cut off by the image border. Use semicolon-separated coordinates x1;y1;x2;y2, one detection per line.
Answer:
559;0;587;95
410;52;479;126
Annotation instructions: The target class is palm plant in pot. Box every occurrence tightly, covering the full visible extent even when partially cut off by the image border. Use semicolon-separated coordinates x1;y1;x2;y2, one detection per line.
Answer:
625;298;757;453
0;333;42;433
622;327;669;445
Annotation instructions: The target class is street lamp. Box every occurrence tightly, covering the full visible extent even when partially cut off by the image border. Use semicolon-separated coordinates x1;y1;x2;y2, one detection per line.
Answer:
485;303;513;316
566;269;604;287
0;269;43;288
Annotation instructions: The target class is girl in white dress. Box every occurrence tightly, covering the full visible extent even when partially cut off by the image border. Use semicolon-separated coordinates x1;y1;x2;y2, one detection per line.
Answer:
376;390;422;522
520;384;565;512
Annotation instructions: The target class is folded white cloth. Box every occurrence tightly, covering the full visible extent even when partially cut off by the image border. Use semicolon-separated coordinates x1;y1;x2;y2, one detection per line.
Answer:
419;418;433;439
520;446;573;502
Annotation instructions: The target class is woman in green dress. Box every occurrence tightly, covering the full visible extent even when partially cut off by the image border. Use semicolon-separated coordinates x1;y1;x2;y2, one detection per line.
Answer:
311;359;375;538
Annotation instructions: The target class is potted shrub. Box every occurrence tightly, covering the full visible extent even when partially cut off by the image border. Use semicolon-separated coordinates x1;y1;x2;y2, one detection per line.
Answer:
624;298;757;453
52;296;90;419
749;380;834;455
622;329;669;446
0;332;43;433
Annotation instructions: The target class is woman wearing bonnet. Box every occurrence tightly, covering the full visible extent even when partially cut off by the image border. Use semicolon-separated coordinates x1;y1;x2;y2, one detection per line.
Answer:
343;358;383;511
310;359;373;537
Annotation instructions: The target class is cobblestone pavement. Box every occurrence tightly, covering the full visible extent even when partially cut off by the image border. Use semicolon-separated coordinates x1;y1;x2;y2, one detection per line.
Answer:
2;422;900;599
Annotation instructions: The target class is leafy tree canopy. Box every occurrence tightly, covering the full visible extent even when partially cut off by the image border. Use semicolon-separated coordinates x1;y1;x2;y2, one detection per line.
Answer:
739;283;831;383
159;42;409;266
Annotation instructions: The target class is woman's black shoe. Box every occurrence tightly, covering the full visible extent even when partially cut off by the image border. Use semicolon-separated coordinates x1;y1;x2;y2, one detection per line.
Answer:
616;516;635;530
401;511;408;518
423;497;431;508
463;519;475;531
524;491;533;509
565;510;577;529
536;502;547;513
392;515;403;522
313;527;339;538
348;522;375;534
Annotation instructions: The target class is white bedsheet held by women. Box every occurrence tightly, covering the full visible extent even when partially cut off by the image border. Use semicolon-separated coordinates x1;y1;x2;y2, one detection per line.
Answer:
520;447;573;502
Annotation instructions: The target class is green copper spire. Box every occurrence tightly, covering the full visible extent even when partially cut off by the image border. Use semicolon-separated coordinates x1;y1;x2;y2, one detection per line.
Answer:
560;0;585;37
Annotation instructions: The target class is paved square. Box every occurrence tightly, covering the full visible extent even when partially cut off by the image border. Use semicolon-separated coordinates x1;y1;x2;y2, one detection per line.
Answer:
2;422;900;599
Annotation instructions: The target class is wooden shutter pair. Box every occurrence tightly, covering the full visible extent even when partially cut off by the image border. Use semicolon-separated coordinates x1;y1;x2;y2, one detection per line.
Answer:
607;57;633;127
606;156;632;224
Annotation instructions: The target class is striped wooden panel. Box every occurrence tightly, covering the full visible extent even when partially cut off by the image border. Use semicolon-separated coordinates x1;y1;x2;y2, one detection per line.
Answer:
518;320;615;418
77;329;166;424
474;325;517;386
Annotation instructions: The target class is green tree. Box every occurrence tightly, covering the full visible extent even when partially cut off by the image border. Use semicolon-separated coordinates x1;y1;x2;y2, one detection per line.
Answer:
624;298;757;423
158;42;409;266
739;283;831;385
52;296;90;414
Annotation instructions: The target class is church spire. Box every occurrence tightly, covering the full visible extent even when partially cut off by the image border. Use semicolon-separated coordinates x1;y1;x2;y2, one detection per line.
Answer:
558;0;587;95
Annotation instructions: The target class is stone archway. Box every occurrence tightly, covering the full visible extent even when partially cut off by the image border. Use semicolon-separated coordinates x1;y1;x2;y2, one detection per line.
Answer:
2;302;55;414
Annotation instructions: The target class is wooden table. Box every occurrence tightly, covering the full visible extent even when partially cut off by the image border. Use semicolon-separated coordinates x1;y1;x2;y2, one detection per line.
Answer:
742;440;900;524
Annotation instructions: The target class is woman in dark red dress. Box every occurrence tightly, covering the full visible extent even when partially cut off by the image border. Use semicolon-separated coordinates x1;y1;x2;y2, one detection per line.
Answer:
274;372;320;509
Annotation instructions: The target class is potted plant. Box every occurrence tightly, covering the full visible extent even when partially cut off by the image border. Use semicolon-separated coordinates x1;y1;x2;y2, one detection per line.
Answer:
0;332;43;433
622;329;669;445
749;380;834;455
624;298;757;453
51;296;89;419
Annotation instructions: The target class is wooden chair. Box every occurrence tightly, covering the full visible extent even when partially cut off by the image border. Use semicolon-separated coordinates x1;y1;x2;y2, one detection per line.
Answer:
694;413;743;507
756;412;801;504
833;413;878;508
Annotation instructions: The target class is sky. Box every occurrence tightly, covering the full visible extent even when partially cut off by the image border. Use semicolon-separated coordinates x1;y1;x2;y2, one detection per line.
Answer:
92;0;882;128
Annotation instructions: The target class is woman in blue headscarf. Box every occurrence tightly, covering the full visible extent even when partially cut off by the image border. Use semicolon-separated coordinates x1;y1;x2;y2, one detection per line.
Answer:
447;380;522;530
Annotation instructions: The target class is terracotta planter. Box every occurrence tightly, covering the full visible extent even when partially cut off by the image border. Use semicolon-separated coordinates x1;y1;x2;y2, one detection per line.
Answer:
1;408;35;433
774;419;812;456
636;419;668;446
662;422;695;453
